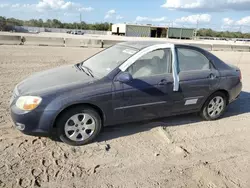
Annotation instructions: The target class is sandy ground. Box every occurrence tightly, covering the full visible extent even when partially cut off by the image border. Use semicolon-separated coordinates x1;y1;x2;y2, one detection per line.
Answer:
0;45;250;188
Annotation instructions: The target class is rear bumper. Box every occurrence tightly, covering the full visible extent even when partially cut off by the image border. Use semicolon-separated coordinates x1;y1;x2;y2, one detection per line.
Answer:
229;81;242;103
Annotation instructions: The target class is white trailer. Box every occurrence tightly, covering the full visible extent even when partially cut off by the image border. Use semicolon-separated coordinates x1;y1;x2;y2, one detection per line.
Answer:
112;24;126;36
112;24;151;37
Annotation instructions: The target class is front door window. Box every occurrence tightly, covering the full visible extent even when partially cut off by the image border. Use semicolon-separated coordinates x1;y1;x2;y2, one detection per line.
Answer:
126;49;171;78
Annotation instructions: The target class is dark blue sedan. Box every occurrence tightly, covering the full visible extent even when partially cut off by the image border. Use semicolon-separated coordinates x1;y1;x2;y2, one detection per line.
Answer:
10;41;242;146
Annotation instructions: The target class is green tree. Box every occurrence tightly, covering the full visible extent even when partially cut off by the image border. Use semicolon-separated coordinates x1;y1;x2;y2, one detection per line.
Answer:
0;16;113;31
0;16;6;30
197;28;250;39
52;19;62;28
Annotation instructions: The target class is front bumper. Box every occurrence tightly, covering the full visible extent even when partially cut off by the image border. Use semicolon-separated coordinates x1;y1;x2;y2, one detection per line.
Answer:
10;104;54;137
9;85;57;137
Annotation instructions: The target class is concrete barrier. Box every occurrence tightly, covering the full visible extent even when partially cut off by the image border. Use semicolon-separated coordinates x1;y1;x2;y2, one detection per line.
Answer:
0;35;22;45
23;36;64;46
212;44;232;51
2;33;250;52
65;38;102;48
102;40;124;48
231;45;250;52
188;43;213;51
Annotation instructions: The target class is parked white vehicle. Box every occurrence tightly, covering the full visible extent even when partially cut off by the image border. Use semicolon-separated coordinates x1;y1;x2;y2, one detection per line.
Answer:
71;30;84;35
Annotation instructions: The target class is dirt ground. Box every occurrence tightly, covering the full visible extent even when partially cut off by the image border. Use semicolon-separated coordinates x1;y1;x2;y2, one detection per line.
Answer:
0;45;250;188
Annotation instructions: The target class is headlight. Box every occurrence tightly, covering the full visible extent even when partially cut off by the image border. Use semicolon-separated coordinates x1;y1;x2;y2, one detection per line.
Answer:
16;96;42;111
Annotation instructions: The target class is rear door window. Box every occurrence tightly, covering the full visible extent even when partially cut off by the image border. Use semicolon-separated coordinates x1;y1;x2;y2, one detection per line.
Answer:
177;48;210;72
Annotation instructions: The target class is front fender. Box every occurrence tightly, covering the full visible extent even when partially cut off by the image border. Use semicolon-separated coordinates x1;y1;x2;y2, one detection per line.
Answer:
38;88;112;132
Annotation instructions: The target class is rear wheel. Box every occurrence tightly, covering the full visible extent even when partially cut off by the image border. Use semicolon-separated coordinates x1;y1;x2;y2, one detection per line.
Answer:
200;92;227;121
56;106;102;146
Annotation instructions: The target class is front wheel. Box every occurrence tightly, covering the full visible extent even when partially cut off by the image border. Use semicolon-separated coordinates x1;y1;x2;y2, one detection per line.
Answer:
200;92;227;121
56;106;102;146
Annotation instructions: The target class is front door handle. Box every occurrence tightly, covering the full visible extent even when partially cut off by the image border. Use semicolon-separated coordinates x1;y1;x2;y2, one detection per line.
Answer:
158;79;168;85
208;73;217;80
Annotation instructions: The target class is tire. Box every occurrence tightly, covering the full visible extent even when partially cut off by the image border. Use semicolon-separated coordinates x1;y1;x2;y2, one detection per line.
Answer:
200;92;227;121
56;106;102;146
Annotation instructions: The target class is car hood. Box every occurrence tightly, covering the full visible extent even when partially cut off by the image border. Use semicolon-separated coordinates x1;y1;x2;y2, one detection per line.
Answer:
16;64;96;96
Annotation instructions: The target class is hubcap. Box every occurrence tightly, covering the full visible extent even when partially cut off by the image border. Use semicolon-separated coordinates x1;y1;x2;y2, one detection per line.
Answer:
207;96;225;118
64;113;96;142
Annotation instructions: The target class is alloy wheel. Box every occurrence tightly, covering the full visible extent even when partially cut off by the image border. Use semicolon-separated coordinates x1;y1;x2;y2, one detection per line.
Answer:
207;96;225;118
64;113;96;142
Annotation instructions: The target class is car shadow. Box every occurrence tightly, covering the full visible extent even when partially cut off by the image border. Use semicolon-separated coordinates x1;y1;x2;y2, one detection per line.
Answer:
224;91;250;117
96;91;250;143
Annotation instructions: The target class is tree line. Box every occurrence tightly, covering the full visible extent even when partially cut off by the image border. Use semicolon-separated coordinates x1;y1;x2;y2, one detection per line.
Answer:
0;16;111;31
1;16;250;38
197;28;250;39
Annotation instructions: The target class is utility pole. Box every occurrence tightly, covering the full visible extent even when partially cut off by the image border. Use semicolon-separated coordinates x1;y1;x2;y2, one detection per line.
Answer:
194;19;199;39
80;13;82;30
194;15;201;39
180;28;183;39
239;25;242;33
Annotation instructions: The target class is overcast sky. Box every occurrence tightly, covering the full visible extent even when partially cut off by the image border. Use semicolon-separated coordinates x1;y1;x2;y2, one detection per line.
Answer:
1;0;250;32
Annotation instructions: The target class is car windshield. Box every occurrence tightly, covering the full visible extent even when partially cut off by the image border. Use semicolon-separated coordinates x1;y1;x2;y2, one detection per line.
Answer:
81;45;138;78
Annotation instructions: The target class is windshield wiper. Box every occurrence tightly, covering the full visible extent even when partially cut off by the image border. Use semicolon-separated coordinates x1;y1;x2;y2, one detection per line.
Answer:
75;64;94;77
82;65;94;78
75;64;91;77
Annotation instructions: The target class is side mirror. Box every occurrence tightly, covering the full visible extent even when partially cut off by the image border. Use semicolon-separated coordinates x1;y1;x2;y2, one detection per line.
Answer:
116;72;133;83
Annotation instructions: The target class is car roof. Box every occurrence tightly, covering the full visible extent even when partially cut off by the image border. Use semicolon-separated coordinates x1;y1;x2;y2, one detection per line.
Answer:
117;41;232;71
118;41;174;50
118;41;209;53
